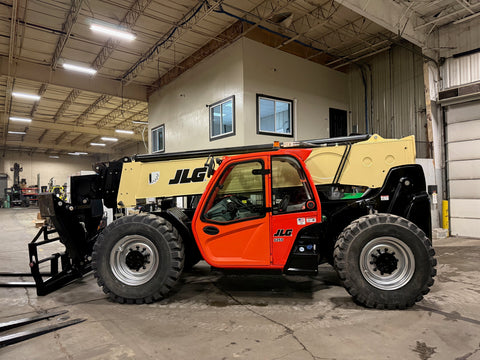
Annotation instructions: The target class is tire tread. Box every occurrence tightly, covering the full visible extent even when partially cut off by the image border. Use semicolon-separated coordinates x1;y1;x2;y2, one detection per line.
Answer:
334;214;436;309
92;213;184;304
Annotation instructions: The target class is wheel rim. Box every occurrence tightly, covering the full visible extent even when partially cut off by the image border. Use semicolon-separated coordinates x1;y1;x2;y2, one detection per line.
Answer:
359;236;415;291
110;235;159;286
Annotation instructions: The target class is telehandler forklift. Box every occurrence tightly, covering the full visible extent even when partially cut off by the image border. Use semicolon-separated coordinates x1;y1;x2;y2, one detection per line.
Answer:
30;134;436;309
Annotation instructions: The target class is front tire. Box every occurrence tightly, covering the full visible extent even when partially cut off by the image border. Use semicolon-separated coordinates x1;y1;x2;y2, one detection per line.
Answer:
334;214;436;309
92;214;184;304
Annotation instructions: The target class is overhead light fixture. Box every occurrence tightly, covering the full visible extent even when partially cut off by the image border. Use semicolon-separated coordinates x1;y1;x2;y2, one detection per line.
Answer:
8;131;27;135
68;152;88;156
90;23;136;41
9;116;32;123
63;63;97;75
90;142;106;146
101;137;118;142
49;155;60;159
12;92;41;101
132;120;148;124
115;129;134;135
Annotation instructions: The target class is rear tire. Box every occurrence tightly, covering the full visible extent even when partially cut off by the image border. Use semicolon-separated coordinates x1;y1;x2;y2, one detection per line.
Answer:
334;214;436;309
92;214;184;304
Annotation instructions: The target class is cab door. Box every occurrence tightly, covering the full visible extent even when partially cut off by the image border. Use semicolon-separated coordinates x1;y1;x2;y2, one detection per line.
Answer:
192;157;271;267
270;155;322;266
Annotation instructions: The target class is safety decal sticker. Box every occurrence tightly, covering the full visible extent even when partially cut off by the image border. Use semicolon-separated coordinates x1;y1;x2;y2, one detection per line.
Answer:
306;217;317;223
297;218;306;225
149;171;160;185
381;195;390;201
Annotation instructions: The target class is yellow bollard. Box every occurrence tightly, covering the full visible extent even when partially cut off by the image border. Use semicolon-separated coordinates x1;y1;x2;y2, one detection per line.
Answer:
442;200;449;230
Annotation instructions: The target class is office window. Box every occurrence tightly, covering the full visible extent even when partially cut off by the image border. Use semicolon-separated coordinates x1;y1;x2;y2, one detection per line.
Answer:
257;95;293;137
151;124;164;153
209;96;235;140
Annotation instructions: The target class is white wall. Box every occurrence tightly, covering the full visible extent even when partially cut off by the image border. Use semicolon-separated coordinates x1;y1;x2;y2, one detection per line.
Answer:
148;40;244;153
0;151;102;189
148;38;348;152
242;38;348;143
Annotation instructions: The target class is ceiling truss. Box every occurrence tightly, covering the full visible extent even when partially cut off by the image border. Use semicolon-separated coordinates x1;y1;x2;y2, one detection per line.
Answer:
1;0;478;156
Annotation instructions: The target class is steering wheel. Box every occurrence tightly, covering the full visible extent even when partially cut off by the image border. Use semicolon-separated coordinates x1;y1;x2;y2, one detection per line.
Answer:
228;195;251;210
279;195;290;212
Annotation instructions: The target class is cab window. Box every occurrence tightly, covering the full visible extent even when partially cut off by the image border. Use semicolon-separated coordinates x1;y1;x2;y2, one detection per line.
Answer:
272;156;314;214
202;161;265;223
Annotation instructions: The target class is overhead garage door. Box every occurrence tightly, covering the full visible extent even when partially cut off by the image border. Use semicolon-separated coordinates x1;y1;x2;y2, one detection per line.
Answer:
445;100;480;238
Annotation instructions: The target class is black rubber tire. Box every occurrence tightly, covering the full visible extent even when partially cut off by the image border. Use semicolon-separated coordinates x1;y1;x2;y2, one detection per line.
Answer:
334;214;436;309
92;213;184;304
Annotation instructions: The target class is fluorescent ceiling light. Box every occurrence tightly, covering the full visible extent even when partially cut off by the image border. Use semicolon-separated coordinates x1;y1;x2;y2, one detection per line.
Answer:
9;116;32;123
12;92;41;101
101;137;118;142
63;63;97;75
90;142;106;146
132;120;148;124
90;23;136;41
49;155;60;159
68;152;88;156
115;129;134;134
8;131;27;135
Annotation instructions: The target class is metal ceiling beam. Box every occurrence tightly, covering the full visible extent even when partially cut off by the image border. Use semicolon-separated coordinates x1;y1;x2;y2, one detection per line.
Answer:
70;133;84;145
29;83;48;118
27;119;143;141
54;131;66;145
95;100;141;128
455;0;474;15
276;1;340;49
54;89;81;123
27;1;84;129
331;46;391;69
2;0;18;151
51;0;84;69
75;94;112;125
149;20;245;94
121;0;225;85
0;56;148;101
414;3;480;30
335;0;426;47
38;129;48;143
116;109;148;129
149;0;298;94
91;0;153;71
5;139;113;154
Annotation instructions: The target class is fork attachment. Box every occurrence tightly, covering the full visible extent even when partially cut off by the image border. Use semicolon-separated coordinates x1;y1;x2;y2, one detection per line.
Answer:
30;191;104;296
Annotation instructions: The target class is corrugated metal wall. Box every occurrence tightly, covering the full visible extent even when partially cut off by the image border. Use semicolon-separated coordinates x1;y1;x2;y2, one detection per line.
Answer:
441;53;480;89
348;44;429;157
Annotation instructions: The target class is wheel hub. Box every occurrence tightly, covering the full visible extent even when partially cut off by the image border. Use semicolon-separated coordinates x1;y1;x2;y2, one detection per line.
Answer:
110;235;159;286
125;246;150;271
370;248;399;275
359;236;415;291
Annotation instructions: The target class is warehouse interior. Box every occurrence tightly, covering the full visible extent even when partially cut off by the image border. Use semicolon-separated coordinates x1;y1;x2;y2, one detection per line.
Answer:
1;0;480;358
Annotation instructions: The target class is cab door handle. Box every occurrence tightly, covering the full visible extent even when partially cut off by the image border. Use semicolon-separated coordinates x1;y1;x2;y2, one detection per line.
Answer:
203;226;220;235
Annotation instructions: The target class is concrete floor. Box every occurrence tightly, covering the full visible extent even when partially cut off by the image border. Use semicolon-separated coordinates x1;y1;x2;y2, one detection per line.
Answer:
0;207;479;360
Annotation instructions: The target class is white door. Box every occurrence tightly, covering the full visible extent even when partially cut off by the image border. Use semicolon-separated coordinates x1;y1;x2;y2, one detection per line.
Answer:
445;100;480;238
